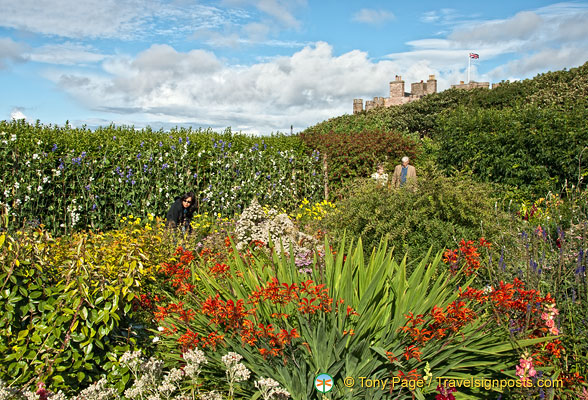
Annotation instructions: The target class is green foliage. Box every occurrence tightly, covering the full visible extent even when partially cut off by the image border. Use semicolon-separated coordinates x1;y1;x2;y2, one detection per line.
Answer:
436;103;588;196
0;224;166;394
299;129;420;193
0;121;321;234
325;167;516;263
301;62;588;196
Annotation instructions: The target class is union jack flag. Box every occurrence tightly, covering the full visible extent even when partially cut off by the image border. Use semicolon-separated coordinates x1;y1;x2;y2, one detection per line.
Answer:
469;53;479;59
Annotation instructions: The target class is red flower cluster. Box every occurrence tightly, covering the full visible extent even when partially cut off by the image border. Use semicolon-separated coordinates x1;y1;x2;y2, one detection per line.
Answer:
249;278;334;314
443;238;491;276
177;329;225;352
160;247;196;294
209;262;231;279
154;302;196;323
400;301;477;345
201;295;254;330
240;321;300;359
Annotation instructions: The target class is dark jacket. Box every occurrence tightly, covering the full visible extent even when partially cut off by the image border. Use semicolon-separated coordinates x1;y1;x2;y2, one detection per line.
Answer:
166;197;194;230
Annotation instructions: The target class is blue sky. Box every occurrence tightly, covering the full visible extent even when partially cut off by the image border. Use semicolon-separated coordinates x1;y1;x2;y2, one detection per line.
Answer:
1;1;587;135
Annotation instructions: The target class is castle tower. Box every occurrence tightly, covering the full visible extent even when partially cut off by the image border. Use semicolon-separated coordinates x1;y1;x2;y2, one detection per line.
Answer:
374;97;385;107
389;75;405;99
365;100;375;111
353;99;363;114
427;75;437;95
411;81;426;97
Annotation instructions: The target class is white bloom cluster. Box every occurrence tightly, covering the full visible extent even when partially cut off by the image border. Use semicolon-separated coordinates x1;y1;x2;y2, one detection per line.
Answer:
222;352;250;383
183;348;207;379
198;392;222;400
72;378;118;400
235;199;318;257
255;377;291;400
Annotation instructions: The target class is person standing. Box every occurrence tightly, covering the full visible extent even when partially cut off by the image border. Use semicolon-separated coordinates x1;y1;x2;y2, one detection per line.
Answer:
392;156;416;188
371;163;389;186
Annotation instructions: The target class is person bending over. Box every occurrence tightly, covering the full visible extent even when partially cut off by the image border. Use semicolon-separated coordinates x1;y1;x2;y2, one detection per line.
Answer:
166;191;196;232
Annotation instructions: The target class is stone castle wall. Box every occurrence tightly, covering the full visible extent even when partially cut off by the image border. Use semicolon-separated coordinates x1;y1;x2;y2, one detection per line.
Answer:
353;75;490;114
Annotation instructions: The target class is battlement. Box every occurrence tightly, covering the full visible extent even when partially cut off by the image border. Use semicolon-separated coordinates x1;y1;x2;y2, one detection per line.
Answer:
450;81;490;90
353;75;437;114
353;75;492;114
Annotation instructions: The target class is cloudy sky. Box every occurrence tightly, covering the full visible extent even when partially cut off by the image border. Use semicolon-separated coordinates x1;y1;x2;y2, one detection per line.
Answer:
1;0;587;134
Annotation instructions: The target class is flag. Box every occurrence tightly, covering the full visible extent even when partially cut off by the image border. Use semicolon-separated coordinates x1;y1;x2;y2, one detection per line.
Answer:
469;53;479;59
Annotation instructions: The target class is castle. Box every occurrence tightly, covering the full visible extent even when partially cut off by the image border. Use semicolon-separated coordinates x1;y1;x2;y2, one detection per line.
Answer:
353;75;497;114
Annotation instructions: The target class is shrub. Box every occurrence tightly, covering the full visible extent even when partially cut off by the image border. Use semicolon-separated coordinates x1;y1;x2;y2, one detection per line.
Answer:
324;165;517;263
299;129;420;194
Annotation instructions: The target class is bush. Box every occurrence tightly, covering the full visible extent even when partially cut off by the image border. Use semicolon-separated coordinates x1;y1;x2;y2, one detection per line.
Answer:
299;129;420;194
325;165;517;263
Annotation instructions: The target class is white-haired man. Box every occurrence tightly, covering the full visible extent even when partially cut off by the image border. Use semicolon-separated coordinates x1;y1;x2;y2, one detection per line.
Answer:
392;156;416;188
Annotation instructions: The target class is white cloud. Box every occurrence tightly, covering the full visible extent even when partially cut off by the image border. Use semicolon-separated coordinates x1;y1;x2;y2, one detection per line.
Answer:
46;42;408;133
0;0;234;40
352;8;395;25
10;108;28;120
403;3;588;84
28;42;106;65
0;37;28;68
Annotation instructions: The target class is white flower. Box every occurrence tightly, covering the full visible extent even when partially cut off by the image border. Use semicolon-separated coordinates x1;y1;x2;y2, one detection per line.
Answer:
32;153;39;160
14;182;19;189
152;336;160;343
10;134;16;141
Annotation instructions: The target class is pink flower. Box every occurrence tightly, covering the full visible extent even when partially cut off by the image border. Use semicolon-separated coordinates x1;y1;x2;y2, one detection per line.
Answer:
545;319;555;328
516;365;525;377
549;326;559;335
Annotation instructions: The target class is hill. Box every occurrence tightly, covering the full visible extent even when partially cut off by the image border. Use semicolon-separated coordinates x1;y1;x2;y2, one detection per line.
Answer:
301;61;588;196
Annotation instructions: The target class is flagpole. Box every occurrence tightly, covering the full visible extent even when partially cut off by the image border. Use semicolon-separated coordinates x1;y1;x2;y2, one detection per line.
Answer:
467;53;471;83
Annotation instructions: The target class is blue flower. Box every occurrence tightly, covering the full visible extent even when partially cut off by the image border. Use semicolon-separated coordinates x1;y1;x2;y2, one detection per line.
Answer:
85;184;91;191
51;144;57;152
162;163;169;169
140;141;144;147
92;204;97;210
171;145;176;150
178;137;182;144
193;173;198;178
127;200;132;206
113;136;117;140
80;151;87;158
131;180;136;185
159;141;163;147
137;153;141;159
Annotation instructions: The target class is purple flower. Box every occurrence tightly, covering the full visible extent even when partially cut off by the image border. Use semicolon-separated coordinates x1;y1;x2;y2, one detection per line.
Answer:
193;173;198;178
85;184;91;191
113;136;117;140
140;141;144;147
171;145;176;150
137;153;141;159
159;141;163;147
162;163;169;169
92;204;97;210
131;180;136;185
178;137;182;143
143;164;148;172
127;200;132;206
51;144;57;152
